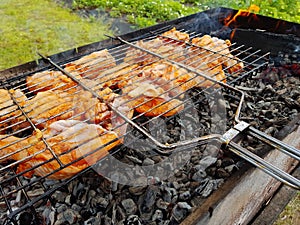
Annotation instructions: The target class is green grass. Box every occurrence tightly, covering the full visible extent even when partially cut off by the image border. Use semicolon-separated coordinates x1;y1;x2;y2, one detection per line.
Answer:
273;192;300;225
72;0;200;28
72;0;300;28
0;0;111;70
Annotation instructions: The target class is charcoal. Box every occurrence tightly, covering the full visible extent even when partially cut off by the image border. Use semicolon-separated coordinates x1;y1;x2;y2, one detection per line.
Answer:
192;169;207;182
84;217;102;225
138;186;158;220
162;187;178;203
224;164;239;173
124;215;142;225
156;198;170;210
194;178;210;195
179;191;191;201
18;212;34;225
42;207;56;225
216;168;230;178
52;191;67;203
90;196;109;211
203;179;224;198
103;215;112;225
128;177;147;195
126;155;143;165
121;198;137;215
56;208;80;225
142;158;155;166
57;204;68;214
197;155;218;170
171;202;192;223
152;209;164;222
221;157;235;167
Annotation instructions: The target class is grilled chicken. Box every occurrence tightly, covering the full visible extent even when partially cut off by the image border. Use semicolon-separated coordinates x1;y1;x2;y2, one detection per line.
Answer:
140;61;200;95
0;89;29;133
0;129;43;162
160;27;190;42
26;70;78;94
8;89;75;130
122;79;184;117
190;35;244;75
93;63;141;89
1;86;120;131
65;49;116;79
0;89;18;132
124;38;186;66
6;120;121;179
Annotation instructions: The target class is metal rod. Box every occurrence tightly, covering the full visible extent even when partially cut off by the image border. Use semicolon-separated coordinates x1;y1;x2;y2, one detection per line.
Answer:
248;126;300;160
228;141;300;189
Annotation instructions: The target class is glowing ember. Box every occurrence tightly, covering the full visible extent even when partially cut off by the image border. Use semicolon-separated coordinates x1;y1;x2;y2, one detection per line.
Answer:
224;4;260;27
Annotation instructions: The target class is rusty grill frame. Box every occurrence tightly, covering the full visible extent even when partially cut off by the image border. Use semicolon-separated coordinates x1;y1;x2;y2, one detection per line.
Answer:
0;7;300;224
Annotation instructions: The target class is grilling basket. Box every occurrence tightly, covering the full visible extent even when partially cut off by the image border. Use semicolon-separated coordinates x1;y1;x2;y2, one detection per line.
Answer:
0;10;299;223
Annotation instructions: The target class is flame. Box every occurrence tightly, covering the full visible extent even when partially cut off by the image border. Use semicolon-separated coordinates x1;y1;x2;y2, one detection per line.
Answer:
224;4;260;27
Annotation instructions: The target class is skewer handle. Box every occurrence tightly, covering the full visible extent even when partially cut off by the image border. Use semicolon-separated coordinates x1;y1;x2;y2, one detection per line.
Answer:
248;126;300;161
221;121;300;189
228;141;300;190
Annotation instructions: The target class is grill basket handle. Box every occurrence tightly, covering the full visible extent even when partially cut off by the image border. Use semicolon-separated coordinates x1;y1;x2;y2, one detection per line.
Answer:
222;121;300;189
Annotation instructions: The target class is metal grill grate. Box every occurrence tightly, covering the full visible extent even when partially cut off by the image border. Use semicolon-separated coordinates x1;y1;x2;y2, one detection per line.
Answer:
0;27;298;223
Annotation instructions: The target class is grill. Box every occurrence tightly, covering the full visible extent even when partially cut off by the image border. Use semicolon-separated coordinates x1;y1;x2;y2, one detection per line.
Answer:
0;7;299;225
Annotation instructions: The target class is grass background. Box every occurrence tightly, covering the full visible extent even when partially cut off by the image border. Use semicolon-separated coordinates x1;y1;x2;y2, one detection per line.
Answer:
0;0;111;70
72;0;300;28
0;1;299;223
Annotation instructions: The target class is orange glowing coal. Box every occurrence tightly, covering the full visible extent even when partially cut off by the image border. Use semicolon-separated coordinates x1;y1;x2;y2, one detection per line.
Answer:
224;4;260;27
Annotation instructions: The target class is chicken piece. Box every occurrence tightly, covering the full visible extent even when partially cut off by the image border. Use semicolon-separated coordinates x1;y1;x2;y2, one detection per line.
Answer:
223;55;244;74
65;49;116;79
72;90;113;128
0;89;29;133
26;70;78;94
131;96;183;117
124;38;186;66
110;96;134;139
10;90;75;130
0;129;43;162
140;61;200;96
194;63;226;87
190;35;244;74
161;27;190;42
124;28;189;66
124;80;184;117
7;85;119;131
93;63;141;89
13;120;121;179
0;89;17;131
